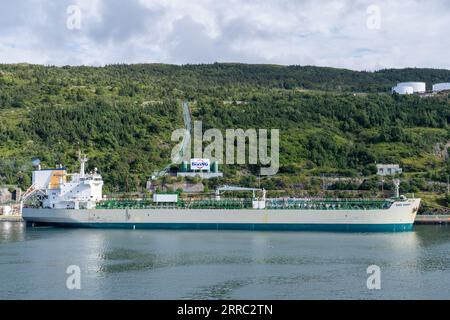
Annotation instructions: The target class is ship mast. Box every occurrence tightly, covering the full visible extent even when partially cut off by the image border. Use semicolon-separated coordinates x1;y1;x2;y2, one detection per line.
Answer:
78;151;88;177
393;179;400;198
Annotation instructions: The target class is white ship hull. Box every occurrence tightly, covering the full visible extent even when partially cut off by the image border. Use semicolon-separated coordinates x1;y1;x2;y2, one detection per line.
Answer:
23;198;420;232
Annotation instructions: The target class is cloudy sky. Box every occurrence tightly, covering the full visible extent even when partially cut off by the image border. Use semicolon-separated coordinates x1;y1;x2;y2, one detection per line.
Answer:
1;0;449;70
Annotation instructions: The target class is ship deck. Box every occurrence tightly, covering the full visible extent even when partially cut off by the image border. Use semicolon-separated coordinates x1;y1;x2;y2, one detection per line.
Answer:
95;198;394;210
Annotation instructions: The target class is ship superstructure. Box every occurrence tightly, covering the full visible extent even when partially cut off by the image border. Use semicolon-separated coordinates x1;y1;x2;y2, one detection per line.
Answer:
21;155;103;210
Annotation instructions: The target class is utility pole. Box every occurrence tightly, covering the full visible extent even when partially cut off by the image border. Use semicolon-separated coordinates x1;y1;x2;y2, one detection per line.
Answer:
447;174;449;194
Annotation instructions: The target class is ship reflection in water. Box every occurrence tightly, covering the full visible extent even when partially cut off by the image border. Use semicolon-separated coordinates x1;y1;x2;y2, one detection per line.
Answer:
0;223;449;299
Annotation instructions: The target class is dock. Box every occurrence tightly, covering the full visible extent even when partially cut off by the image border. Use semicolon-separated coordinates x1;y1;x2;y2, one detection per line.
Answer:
0;215;24;222
415;214;450;225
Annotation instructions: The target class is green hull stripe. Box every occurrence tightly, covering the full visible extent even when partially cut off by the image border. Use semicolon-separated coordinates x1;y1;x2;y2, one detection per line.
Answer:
28;222;414;232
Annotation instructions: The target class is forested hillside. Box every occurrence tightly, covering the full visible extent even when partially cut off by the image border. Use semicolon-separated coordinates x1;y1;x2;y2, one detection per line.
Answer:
1;63;450;195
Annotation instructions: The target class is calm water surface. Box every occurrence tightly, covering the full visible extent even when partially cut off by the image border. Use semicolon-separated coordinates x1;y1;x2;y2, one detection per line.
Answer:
0;222;449;299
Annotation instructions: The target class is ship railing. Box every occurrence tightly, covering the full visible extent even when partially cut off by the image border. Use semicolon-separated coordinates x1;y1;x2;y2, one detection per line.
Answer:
182;198;253;210
265;198;393;210
96;199;180;210
94;197;394;211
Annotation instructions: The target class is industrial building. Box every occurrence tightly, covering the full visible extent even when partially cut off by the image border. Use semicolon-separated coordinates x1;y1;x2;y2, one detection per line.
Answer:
177;159;223;179
432;83;450;92
376;164;403;176
0;188;12;203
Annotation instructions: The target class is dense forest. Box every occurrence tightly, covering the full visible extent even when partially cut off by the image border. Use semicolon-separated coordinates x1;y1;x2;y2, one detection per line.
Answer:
1;63;450;202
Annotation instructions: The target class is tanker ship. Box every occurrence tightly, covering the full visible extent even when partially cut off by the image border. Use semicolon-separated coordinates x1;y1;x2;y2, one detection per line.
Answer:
21;157;420;232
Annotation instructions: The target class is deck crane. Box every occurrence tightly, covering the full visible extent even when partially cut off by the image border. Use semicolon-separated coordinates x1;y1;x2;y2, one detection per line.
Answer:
215;185;266;204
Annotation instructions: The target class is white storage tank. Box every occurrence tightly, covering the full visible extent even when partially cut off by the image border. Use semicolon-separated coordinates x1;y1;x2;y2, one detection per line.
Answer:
432;83;450;92
397;82;426;93
392;85;414;95
1;206;12;215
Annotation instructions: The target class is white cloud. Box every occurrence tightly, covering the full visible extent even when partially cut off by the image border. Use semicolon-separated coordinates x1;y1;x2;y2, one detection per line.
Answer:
0;0;449;70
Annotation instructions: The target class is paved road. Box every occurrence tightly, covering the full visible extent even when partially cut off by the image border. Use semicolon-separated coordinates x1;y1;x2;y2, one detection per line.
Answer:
152;101;191;179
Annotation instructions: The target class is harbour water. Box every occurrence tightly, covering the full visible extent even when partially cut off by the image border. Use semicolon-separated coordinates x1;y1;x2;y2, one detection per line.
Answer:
0;222;449;299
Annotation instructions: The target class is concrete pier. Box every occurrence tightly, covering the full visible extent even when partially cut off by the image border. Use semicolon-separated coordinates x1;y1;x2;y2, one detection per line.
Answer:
415;215;450;225
0;215;23;222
